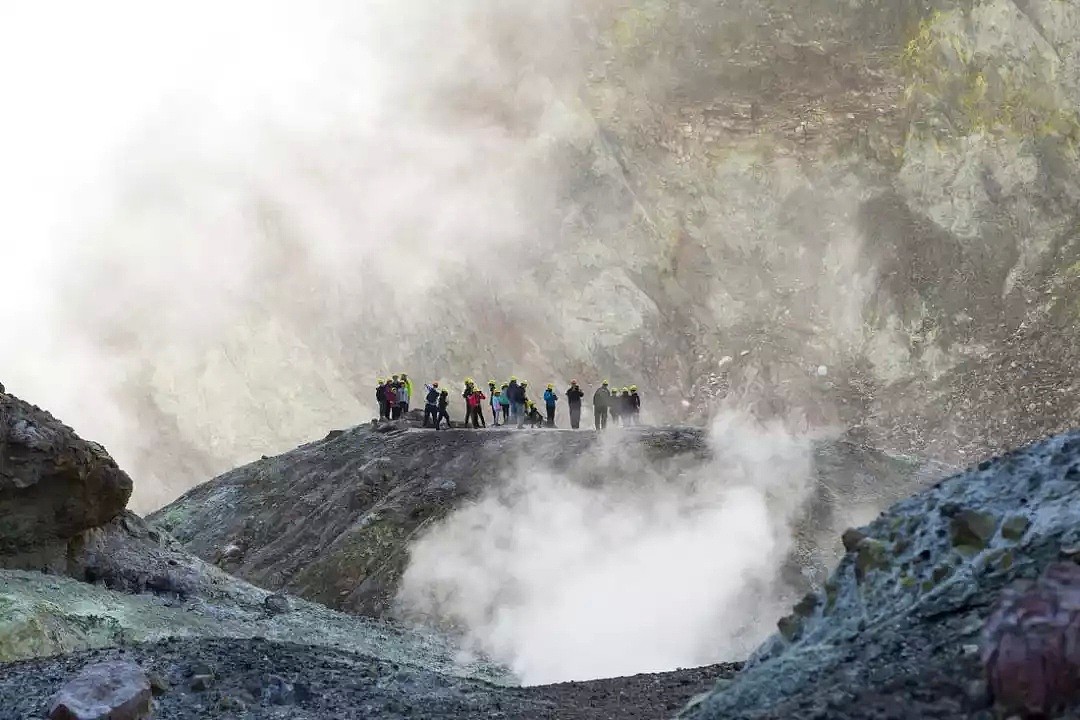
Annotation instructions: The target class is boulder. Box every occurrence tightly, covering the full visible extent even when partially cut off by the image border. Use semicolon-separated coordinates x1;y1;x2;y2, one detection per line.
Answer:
264;593;292;615
48;660;151;720
840;527;866;553
948;509;998;553
999;516;1031;542
0;393;132;556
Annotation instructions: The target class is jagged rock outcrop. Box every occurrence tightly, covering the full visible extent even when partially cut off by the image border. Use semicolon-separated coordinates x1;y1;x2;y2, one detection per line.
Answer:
682;430;1080;720
150;424;939;619
0;392;243;599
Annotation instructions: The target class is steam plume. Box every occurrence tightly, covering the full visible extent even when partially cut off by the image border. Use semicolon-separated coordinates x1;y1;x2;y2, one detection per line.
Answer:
396;413;815;684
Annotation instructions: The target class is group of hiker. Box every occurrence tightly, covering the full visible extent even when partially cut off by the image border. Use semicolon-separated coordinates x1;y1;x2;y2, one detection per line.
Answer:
375;375;642;430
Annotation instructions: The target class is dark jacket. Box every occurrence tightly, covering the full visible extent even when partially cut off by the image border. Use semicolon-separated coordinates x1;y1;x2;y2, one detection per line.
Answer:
507;380;521;404
438;393;449;411
631;392;641;410
592;387;611;409
566;386;584;406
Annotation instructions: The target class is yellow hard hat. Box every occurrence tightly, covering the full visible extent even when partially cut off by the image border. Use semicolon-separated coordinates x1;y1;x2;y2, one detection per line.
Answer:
488;379;496;385
510;375;518;381
630;385;638;391
602;380;609;386
465;377;474;384
622;387;630;392
547;383;554;389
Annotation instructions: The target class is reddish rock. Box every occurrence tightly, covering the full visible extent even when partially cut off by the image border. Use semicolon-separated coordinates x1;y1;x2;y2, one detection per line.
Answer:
981;562;1080;717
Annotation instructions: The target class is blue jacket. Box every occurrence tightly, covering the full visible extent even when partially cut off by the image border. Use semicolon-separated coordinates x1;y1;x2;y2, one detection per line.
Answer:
543;389;557;407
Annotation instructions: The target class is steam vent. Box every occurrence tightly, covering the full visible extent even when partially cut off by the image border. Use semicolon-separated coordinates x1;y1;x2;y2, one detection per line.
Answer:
4;1;1080;718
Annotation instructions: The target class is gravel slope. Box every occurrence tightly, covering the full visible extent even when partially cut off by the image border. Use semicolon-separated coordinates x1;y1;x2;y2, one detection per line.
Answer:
0;638;738;720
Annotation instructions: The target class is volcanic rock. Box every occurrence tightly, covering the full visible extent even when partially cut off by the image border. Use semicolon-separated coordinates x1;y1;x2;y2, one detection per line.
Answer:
47;660;151;720
0;393;131;556
683;430;1080;719
981;562;1080;717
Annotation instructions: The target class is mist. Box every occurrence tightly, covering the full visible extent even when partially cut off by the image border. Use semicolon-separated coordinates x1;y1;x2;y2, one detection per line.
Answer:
1;1;898;512
395;413;816;684
0;1;607;510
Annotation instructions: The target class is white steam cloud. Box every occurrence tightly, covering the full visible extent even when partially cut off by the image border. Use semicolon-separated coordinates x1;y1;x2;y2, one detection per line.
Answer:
396;413;815;684
1;1;891;517
0;1;613;510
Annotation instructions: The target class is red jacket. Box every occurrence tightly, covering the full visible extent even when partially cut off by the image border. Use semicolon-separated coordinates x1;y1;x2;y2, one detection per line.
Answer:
466;391;486;408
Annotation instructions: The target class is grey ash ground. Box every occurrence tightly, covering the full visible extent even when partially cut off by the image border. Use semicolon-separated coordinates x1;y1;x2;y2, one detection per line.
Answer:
0;638;738;720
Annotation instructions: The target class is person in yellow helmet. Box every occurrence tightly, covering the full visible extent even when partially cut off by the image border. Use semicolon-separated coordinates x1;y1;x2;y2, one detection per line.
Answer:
500;383;511;423
462;377;485;428
566;379;584;429
610;384;624;426
526;400;544;428
487;380;498;425
618;387;632;426
507;377;524;428
400;373;414;414
543;383;559;427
